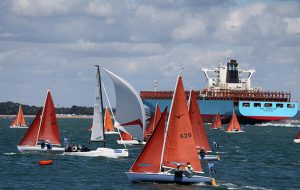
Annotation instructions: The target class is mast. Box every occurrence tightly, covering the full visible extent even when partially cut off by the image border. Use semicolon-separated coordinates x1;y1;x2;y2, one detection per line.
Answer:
35;90;49;145
95;65;106;147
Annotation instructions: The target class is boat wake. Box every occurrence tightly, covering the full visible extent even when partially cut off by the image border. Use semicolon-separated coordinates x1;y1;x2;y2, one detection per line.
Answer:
3;152;17;155
255;121;300;128
223;183;272;190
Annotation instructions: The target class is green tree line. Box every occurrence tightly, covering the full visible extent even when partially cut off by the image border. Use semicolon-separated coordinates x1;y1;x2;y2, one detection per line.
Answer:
0;101;93;115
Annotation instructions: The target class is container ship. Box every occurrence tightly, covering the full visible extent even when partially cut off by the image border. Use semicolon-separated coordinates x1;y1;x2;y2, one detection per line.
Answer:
140;60;298;124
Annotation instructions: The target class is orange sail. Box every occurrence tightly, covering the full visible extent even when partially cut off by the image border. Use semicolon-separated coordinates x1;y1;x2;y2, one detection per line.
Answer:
10;105;27;127
295;132;300;140
144;104;162;138
104;108;114;132
119;131;133;140
188;90;211;152
37;90;61;145
18;109;42;146
130;107;168;173
210;112;222;129
226;111;242;132
162;76;202;173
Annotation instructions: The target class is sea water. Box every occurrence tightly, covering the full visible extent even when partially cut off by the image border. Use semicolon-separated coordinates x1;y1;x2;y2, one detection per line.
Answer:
0;118;299;190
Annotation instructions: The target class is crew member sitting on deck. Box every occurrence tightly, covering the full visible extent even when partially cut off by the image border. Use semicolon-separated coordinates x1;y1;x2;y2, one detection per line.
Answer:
46;140;52;150
174;163;183;177
40;140;46;149
199;147;206;159
184;162;194;177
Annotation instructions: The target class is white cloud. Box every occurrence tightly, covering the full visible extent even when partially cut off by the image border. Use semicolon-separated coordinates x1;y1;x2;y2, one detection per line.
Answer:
285;17;300;35
85;1;113;18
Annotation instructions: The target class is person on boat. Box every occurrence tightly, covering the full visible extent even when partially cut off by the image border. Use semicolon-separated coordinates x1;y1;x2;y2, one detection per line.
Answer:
184;162;194;177
199;147;206;159
174;163;184;177
46;140;52;150
40;140;46;149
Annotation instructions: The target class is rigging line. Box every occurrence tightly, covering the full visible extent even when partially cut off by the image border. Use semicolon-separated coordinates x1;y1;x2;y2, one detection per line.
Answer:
101;81;128;150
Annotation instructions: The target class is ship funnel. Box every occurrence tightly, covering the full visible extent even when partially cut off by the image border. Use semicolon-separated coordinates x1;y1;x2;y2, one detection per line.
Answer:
226;60;239;83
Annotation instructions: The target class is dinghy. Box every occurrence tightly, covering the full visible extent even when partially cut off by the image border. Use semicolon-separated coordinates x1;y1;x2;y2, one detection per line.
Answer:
62;66;128;158
104;69;146;145
17;90;64;153
188;90;220;161
126;75;214;185
210;112;222;130
294;132;300;143
117;131;145;145
10;105;27;128
225;111;244;133
144;104;162;141
104;107;118;135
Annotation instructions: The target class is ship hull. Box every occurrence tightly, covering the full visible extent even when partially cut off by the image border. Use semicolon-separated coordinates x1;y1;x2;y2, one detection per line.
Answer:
143;99;298;124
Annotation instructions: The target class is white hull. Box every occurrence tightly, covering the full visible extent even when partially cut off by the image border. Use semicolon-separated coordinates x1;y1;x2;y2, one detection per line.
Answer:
225;130;244;133
199;154;220;161
105;131;119;135
17;145;64;153
117;140;145;145
126;172;212;184
294;139;300;143
10;126;28;129
62;147;128;158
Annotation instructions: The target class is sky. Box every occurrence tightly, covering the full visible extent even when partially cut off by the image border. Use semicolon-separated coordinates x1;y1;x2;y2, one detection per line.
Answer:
0;0;299;107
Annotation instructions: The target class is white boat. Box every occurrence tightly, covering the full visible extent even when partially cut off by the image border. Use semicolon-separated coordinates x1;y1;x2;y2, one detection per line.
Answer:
126;75;214;185
62;66;128;158
116;139;145;145
104;69;146;145
10;105;27;128
17;90;63;153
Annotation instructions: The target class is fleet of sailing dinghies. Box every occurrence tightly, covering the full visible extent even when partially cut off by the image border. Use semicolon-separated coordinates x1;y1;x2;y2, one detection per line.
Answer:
226;111;244;133
294;132;300;143
210;112;222;130
103;68;146;145
17;90;64;153
62;66;128;158
126;75;214;185
10;105;27;128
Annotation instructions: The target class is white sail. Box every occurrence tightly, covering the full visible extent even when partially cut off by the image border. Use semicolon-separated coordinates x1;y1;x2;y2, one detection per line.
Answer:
90;68;104;142
103;69;145;141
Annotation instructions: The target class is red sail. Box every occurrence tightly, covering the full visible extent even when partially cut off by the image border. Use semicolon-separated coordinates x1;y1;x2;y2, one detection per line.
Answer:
144;104;162;138
38;90;61;145
226;111;241;132
189;90;211;152
210;112;222;129
18;109;42;146
130;108;167;173
10;105;27;127
119;131;133;140
104;108;114;132
162;76;202;173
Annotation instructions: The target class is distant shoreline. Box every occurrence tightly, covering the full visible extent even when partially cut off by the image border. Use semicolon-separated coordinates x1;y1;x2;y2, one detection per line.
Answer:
0;114;93;119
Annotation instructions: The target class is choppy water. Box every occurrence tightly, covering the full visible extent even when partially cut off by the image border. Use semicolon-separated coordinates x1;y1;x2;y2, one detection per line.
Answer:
0;118;299;190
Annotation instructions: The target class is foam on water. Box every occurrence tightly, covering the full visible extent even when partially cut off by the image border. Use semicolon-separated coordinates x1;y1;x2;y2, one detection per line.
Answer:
3;153;16;155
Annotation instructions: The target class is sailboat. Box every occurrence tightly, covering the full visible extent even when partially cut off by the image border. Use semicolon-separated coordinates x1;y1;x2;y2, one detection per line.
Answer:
225;110;244;133
10;105;27;128
188;90;220;161
144;104;162;141
62;66;128;158
103;69;146;145
210;112;222;130
294;132;300;143
17;90;64;152
104;107;118;134
126;75;213;185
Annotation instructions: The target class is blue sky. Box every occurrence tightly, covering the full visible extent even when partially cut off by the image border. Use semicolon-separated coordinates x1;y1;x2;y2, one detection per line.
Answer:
0;0;299;107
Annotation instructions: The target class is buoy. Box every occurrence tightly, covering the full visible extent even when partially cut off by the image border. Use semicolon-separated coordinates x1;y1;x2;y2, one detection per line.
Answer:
211;178;217;187
38;160;53;165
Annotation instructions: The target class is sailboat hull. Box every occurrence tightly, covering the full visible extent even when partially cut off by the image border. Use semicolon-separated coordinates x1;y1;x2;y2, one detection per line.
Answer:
199;154;221;161
17;145;64;153
126;172;212;184
294;139;300;143
105;131;119;135
117;140;145;145
62;147;128;158
225;130;244;133
10;126;28;129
